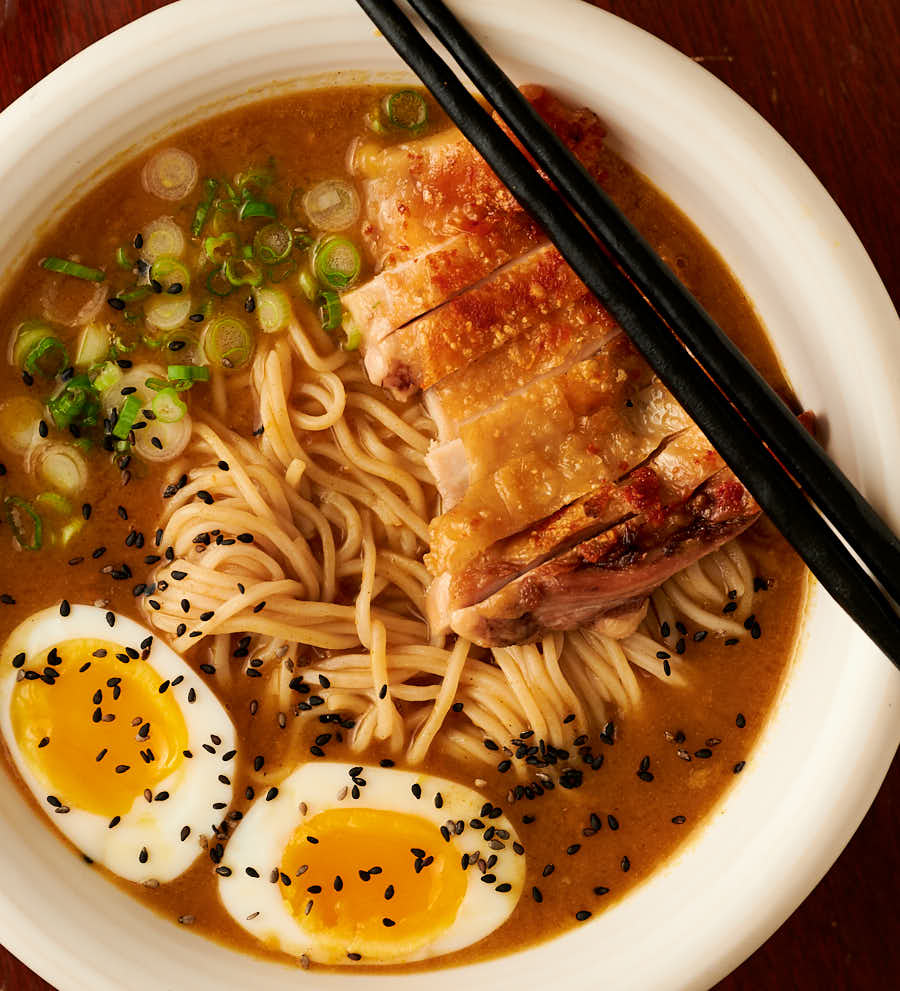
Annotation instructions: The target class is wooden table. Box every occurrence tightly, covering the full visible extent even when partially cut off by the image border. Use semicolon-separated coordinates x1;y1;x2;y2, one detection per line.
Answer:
0;1;896;988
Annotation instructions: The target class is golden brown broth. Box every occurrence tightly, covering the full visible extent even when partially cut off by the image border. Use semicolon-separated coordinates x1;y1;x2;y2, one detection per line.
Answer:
0;85;806;971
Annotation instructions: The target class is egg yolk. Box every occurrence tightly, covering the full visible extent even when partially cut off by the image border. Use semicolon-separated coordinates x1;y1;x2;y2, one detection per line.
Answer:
280;807;467;958
10;638;188;817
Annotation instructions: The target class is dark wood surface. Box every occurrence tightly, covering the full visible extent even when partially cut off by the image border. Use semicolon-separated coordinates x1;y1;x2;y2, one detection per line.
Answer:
0;1;896;988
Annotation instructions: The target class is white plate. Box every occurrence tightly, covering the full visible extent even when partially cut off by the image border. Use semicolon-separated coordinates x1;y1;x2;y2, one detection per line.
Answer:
0;2;897;989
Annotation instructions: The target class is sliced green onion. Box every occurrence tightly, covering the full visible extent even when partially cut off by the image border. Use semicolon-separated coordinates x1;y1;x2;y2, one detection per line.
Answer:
191;178;219;237
341;312;362;351
115;247;133;270
5;496;42;550
203;316;254;369
254;287;292;334
11;320;54;368
23;337;68;379
117;285;152;303
141;216;185;262
41;257;105;282
318;290;343;331
33;444;89;496
303;180;360;232
385;90;428;130
35;491;72;515
223;257;263;288
134;414;192;463
314;236;361;290
92;361;122;393
47;374;100;430
149;256;191;291
143;376;170;392
238;199;277;221
112;394;142;439
74;323;109;369
167;364;210;383
298;268;318;302
204;232;240;264
253;223;293;265
206;265;234;297
151;388;187;423
142;148;198;202
145;294;192;332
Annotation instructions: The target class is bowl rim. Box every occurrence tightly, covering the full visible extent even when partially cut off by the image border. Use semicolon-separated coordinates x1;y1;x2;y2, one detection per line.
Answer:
0;1;897;989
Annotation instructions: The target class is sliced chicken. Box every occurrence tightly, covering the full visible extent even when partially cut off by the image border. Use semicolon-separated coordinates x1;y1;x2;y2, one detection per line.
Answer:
426;425;724;629
425;331;653;506
345;87;608;356
447;468;760;647
424;294;619;443
427;377;692;576
367;242;588;398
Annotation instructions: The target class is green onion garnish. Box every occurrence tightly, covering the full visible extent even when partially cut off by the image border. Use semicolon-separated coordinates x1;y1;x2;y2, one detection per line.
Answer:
298;268;318;302
47;374;100;430
238;199;277;221
167;364;210;383
314;236;361;290
115;247;133;271
117;285;152;303
206;266;234;297
385;90;428;130
112;394;142;439
254;223;293;265
152;388;187;423
92;361;122;393
149;256;191;291
204;232;240;264
318;290;343;331
254;287;292;334
191;178;220;237
144;376;170;392
23;337;68;379
203;316;254;369
223;257;263;288
41;257;106;282
5;496;42;551
12;321;54;369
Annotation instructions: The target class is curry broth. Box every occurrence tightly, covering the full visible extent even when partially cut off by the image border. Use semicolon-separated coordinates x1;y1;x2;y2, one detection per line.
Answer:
0;86;806;971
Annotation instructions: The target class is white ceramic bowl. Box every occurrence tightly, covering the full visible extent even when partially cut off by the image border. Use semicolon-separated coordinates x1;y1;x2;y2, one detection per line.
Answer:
0;2;897;989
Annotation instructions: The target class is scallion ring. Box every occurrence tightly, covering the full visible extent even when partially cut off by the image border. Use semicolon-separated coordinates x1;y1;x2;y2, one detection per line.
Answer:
151;388;187;423
23;336;68;379
203;316;254;369
313;236;361;290
253;223;293;265
385;90;428;130
112;394;143;440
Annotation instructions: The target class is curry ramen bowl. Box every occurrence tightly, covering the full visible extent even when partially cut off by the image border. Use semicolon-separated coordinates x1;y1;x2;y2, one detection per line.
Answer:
0;1;897;989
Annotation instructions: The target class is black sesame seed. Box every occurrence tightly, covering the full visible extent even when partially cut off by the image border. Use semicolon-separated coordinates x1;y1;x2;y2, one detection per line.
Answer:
59;599;71;617
671;815;686;825
593;886;609;896
575;910;591;921
733;761;746;774
621;856;631;873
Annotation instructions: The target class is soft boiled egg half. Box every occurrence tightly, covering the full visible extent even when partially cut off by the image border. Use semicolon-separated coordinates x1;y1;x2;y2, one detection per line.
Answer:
218;762;527;965
0;603;236;882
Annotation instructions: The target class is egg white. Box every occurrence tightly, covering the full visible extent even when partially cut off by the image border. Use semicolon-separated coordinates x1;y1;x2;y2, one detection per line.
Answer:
218;762;526;965
0;604;236;882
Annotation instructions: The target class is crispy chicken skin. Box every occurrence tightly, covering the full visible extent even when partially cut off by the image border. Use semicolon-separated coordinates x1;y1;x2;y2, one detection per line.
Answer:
446;469;759;647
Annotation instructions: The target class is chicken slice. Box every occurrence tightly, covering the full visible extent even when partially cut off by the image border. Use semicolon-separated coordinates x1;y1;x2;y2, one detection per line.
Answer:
447;468;759;646
426;425;724;630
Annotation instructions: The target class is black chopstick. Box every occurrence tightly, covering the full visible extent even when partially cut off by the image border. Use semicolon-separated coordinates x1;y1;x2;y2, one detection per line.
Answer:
354;0;900;667
407;0;900;609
